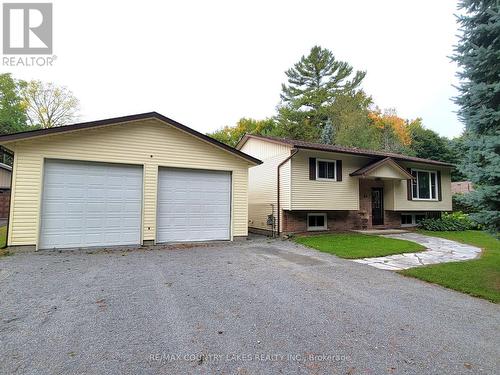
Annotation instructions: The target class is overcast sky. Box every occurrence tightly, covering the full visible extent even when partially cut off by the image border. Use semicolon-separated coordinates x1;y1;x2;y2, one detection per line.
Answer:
7;0;464;138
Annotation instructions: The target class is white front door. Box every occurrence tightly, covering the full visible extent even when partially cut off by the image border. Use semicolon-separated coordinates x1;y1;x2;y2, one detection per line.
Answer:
40;160;143;249
157;168;231;242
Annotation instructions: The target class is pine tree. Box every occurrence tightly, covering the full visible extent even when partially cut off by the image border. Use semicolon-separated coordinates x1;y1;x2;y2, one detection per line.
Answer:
452;0;500;233
277;46;365;141
320;119;334;144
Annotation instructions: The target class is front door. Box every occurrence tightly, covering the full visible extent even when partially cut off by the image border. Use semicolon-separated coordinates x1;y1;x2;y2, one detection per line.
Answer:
371;187;384;226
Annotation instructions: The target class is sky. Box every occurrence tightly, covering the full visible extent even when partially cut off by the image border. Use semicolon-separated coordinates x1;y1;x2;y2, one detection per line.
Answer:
4;0;464;138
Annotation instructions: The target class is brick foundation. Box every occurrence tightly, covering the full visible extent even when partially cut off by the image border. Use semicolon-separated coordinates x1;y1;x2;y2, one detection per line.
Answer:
282;210;364;234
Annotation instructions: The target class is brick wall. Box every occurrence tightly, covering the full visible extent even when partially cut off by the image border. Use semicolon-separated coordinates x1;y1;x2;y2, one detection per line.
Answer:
282;210;364;234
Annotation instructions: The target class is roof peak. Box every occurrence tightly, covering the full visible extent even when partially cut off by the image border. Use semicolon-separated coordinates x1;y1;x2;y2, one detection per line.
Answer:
0;112;262;165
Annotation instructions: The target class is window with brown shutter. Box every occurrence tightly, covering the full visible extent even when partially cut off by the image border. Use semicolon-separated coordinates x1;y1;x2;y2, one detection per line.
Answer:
309;158;316;180
336;160;342;181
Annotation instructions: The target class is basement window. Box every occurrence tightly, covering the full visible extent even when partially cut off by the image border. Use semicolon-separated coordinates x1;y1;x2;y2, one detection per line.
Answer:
401;213;428;227
307;213;327;231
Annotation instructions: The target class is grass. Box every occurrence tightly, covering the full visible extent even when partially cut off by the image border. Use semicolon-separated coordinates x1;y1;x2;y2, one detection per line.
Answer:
400;230;500;303
295;233;424;259
0;225;10;256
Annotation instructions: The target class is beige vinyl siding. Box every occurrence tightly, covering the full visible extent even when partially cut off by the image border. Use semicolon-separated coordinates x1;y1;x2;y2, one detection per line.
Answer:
240;138;291;160
6;119;251;247
366;164;408;179
383;180;395;210
392;162;452;211
291;151;370;211
240;138;291;231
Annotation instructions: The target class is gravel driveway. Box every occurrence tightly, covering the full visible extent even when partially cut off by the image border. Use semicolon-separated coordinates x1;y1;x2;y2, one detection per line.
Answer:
1;238;499;374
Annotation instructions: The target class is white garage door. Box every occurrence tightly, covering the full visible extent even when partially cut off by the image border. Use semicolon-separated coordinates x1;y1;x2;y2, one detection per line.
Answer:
40;160;143;249
157;168;231;242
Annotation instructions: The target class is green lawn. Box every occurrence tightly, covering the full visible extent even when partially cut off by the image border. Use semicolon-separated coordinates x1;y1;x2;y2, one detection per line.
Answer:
400;231;500;303
0;225;8;256
295;233;424;259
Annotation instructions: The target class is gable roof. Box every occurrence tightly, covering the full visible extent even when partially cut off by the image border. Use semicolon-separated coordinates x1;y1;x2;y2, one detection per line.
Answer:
0;112;262;165
237;134;453;167
350;157;414;179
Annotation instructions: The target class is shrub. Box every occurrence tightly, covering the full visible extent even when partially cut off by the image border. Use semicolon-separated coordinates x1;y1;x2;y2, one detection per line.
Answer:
418;212;477;231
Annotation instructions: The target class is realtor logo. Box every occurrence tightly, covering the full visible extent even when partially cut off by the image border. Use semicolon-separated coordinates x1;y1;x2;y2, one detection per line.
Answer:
3;3;52;54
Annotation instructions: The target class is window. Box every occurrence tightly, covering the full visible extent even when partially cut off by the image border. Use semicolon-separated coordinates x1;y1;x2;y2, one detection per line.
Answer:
307;213;327;231
317;159;336;180
411;169;438;200
401;213;429;227
401;214;413;225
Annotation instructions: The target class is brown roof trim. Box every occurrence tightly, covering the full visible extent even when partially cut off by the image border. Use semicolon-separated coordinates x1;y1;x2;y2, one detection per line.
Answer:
350;157;414;178
239;134;453;167
0;112;262;165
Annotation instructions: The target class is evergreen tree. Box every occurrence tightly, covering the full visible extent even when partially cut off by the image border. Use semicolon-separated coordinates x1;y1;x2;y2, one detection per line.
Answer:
452;0;500;233
320;119;334;144
277;46;366;141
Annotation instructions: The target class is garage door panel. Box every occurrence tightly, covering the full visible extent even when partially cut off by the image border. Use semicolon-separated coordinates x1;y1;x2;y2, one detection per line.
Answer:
157;168;231;242
40;160;143;249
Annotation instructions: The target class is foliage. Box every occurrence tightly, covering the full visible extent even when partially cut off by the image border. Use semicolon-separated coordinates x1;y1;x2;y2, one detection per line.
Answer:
401;231;500;303
22;80;79;128
408;121;451;160
295;233;424;259
0;225;7;249
277;45;366;141
452;0;500;234
418;212;478;231
0;73;29;135
453;193;477;213
327;91;380;150
368;108;413;153
208;117;278;147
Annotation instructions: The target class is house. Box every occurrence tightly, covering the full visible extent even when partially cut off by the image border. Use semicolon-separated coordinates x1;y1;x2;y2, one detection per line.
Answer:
0;162;12;220
451;181;474;194
236;135;453;235
0;112;261;250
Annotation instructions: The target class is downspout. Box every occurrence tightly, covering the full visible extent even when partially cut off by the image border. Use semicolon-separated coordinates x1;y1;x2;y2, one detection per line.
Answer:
1;146;14;249
277;149;299;237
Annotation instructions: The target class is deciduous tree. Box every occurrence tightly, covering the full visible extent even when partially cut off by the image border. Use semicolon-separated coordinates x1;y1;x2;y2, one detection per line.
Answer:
0;73;28;134
208;118;277;147
23;80;79;128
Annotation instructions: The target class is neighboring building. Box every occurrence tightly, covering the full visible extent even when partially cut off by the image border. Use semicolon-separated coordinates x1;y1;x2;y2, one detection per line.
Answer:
0;112;261;250
237;135;453;235
0;162;12;219
451;181;474;194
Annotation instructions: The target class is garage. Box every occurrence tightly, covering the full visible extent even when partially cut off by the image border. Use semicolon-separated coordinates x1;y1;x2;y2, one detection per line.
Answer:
40;159;143;249
0;112;260;250
157;168;231;242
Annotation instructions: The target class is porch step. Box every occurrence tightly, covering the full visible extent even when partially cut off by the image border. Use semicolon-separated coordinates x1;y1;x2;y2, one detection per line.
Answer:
353;229;410;235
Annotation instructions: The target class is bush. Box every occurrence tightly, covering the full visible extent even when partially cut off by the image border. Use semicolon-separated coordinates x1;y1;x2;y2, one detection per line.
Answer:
418;212;478;231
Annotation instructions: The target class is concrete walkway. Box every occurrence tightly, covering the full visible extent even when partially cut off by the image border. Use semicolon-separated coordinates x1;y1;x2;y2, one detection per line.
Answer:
353;232;482;270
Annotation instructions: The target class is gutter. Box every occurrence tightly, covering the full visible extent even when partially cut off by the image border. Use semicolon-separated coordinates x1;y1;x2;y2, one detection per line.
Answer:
276;149;299;237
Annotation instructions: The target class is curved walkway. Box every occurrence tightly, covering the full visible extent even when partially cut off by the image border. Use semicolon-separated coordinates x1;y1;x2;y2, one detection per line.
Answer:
353;232;482;270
